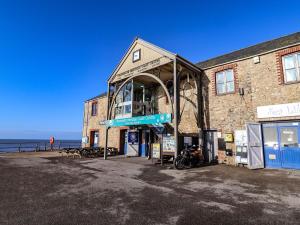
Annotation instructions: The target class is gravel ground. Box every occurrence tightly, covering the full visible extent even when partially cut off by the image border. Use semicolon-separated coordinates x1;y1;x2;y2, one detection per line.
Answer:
0;154;299;225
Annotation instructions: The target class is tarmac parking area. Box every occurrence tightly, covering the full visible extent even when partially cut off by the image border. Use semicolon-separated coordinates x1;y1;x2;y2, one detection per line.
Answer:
0;154;299;225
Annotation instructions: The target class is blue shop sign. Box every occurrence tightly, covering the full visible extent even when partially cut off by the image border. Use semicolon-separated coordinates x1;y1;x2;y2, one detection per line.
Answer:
106;113;172;127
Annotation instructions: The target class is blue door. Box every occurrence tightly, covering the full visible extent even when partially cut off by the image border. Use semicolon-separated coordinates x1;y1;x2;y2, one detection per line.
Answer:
139;130;149;157
124;131;128;155
263;122;300;169
263;124;281;168
279;126;300;169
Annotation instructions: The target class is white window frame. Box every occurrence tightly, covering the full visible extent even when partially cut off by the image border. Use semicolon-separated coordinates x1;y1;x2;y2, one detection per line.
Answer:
215;69;235;95
282;52;300;83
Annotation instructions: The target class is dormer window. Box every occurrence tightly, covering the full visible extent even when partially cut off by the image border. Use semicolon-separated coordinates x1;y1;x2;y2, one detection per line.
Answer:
282;53;300;83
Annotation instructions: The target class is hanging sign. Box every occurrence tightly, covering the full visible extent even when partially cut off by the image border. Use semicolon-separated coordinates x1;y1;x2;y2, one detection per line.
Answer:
106;113;171;127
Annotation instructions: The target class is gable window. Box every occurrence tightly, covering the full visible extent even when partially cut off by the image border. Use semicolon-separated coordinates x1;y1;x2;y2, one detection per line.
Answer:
132;49;141;62
216;69;235;94
91;102;98;116
282;53;300;83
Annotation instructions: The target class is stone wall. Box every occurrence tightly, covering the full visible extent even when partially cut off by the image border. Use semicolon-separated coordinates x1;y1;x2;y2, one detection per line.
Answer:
202;45;300;164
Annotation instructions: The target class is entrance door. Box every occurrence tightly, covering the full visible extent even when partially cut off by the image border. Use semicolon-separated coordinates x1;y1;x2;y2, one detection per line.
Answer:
263;122;300;170
279;125;300;169
126;130;139;156
119;130;126;155
140;130;149;157
90;131;99;147
262;124;281;168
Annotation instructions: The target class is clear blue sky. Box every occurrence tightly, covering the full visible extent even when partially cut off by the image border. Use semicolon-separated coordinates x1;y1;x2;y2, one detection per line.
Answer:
0;0;299;140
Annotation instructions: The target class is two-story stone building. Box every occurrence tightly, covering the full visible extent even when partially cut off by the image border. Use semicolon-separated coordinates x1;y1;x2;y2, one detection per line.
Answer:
82;32;300;170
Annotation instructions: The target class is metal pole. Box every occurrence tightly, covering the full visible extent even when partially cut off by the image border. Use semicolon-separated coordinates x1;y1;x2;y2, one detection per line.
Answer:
160;133;163;166
173;59;179;160
104;83;111;160
104;128;109;160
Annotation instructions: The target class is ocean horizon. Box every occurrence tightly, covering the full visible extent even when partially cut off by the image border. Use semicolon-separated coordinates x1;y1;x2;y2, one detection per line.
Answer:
0;139;82;153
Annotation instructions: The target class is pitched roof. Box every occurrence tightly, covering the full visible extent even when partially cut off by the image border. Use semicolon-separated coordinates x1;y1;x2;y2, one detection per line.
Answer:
85;92;107;102
108;37;176;82
196;32;300;69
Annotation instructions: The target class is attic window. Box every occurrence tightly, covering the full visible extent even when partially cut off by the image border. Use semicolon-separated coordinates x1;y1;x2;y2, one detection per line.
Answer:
132;49;141;62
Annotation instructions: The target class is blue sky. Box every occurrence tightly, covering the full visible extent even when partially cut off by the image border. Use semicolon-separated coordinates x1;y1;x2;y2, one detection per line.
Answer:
0;0;299;140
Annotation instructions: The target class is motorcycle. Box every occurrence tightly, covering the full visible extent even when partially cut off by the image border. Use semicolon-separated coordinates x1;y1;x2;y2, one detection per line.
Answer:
174;145;203;170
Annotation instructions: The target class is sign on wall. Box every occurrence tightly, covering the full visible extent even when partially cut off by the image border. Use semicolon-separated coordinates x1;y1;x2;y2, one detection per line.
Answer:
114;57;172;82
234;130;247;146
257;102;300;119
184;136;192;146
224;133;234;143
128;131;139;144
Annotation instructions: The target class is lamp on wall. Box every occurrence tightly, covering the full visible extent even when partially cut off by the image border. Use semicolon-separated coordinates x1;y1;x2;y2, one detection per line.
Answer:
239;87;244;96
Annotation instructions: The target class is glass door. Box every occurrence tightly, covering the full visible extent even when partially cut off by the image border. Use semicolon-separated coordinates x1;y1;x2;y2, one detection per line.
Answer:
279;125;300;169
262;124;281;168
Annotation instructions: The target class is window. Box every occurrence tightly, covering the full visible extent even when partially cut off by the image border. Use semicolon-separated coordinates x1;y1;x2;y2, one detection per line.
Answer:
263;127;278;148
124;82;132;102
280;127;298;147
132;49;141;62
124;105;132;114
282;53;300;83
91;102;98;116
216;69;235;94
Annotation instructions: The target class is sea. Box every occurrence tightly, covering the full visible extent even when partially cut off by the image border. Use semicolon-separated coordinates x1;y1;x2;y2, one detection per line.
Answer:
0;139;82;153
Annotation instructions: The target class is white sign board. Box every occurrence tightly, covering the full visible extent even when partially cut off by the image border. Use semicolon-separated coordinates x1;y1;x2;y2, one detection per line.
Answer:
234;130;247;146
257;102;300;119
163;136;175;153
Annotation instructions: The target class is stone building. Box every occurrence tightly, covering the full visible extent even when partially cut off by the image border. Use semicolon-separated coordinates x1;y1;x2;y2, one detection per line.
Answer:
82;93;120;150
83;32;300;170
